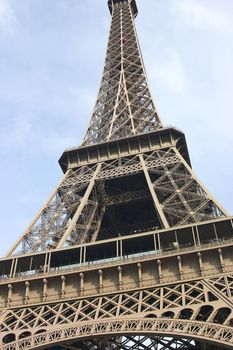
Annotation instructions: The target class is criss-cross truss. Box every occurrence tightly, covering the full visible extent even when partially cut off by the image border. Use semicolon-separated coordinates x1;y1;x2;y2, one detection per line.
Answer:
83;0;162;145
6;148;227;255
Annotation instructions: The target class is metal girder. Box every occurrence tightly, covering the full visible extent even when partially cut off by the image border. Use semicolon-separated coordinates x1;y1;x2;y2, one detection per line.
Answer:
6;148;227;256
83;0;161;145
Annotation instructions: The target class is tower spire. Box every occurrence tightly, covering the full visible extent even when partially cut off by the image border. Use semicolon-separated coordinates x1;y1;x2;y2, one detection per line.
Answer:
83;0;162;145
108;0;138;17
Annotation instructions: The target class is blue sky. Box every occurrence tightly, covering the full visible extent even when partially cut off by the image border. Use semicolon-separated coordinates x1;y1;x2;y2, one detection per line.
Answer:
0;0;232;257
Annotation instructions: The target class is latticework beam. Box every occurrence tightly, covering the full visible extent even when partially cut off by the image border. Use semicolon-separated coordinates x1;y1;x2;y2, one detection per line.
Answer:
83;0;162;145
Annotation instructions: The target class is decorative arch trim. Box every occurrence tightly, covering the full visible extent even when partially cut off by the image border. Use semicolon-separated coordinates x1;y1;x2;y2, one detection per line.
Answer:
1;318;233;350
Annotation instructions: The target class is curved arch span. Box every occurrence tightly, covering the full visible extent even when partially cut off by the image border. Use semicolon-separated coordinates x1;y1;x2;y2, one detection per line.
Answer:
1;318;233;350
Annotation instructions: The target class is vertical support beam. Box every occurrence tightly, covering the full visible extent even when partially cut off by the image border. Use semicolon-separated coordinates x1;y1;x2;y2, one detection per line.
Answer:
116;240;119;258
213;224;218;241
138;291;143;314
44;253;48;273
13;258;18;278
177;256;183;279
218;249;225;273
192;227;197;247
197;252;204;276
153;233;157;251
7;284;12;306
157;259;163;283
29;256;33;273
139;154;169;229
98;270;103;293
137;263;143;287
157;233;161;250
181;284;186;306
174;230;179;248
160;286;164;311
80;247;83;266
25;281;30;304
118;266;123;290
195;226;201;246
80;273;84;296
83;246;87;265
47;253;51;273
119;238;123;258
43;279;48;302
61;276;66;299
9;259;15;279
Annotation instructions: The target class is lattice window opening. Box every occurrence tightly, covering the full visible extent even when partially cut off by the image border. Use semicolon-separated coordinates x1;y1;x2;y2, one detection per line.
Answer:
195;305;214;322
212;307;232;325
160;312;175;321
178;309;194;320
2;333;15;345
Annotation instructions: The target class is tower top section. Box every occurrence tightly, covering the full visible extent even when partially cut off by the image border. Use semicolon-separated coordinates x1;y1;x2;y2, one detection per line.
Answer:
83;0;160;145
108;0;138;17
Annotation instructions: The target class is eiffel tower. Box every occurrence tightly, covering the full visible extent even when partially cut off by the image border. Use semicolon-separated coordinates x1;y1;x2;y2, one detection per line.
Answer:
0;0;232;349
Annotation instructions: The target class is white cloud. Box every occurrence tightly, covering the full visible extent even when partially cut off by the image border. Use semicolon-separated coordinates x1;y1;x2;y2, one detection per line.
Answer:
149;50;186;94
169;0;232;31
0;0;17;30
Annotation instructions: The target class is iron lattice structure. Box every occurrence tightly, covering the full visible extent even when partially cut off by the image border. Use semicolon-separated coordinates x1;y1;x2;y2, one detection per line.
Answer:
83;0;162;144
0;1;232;350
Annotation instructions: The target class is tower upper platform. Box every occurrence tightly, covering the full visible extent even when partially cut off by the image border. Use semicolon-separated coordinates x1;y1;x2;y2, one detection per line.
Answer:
108;0;138;17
